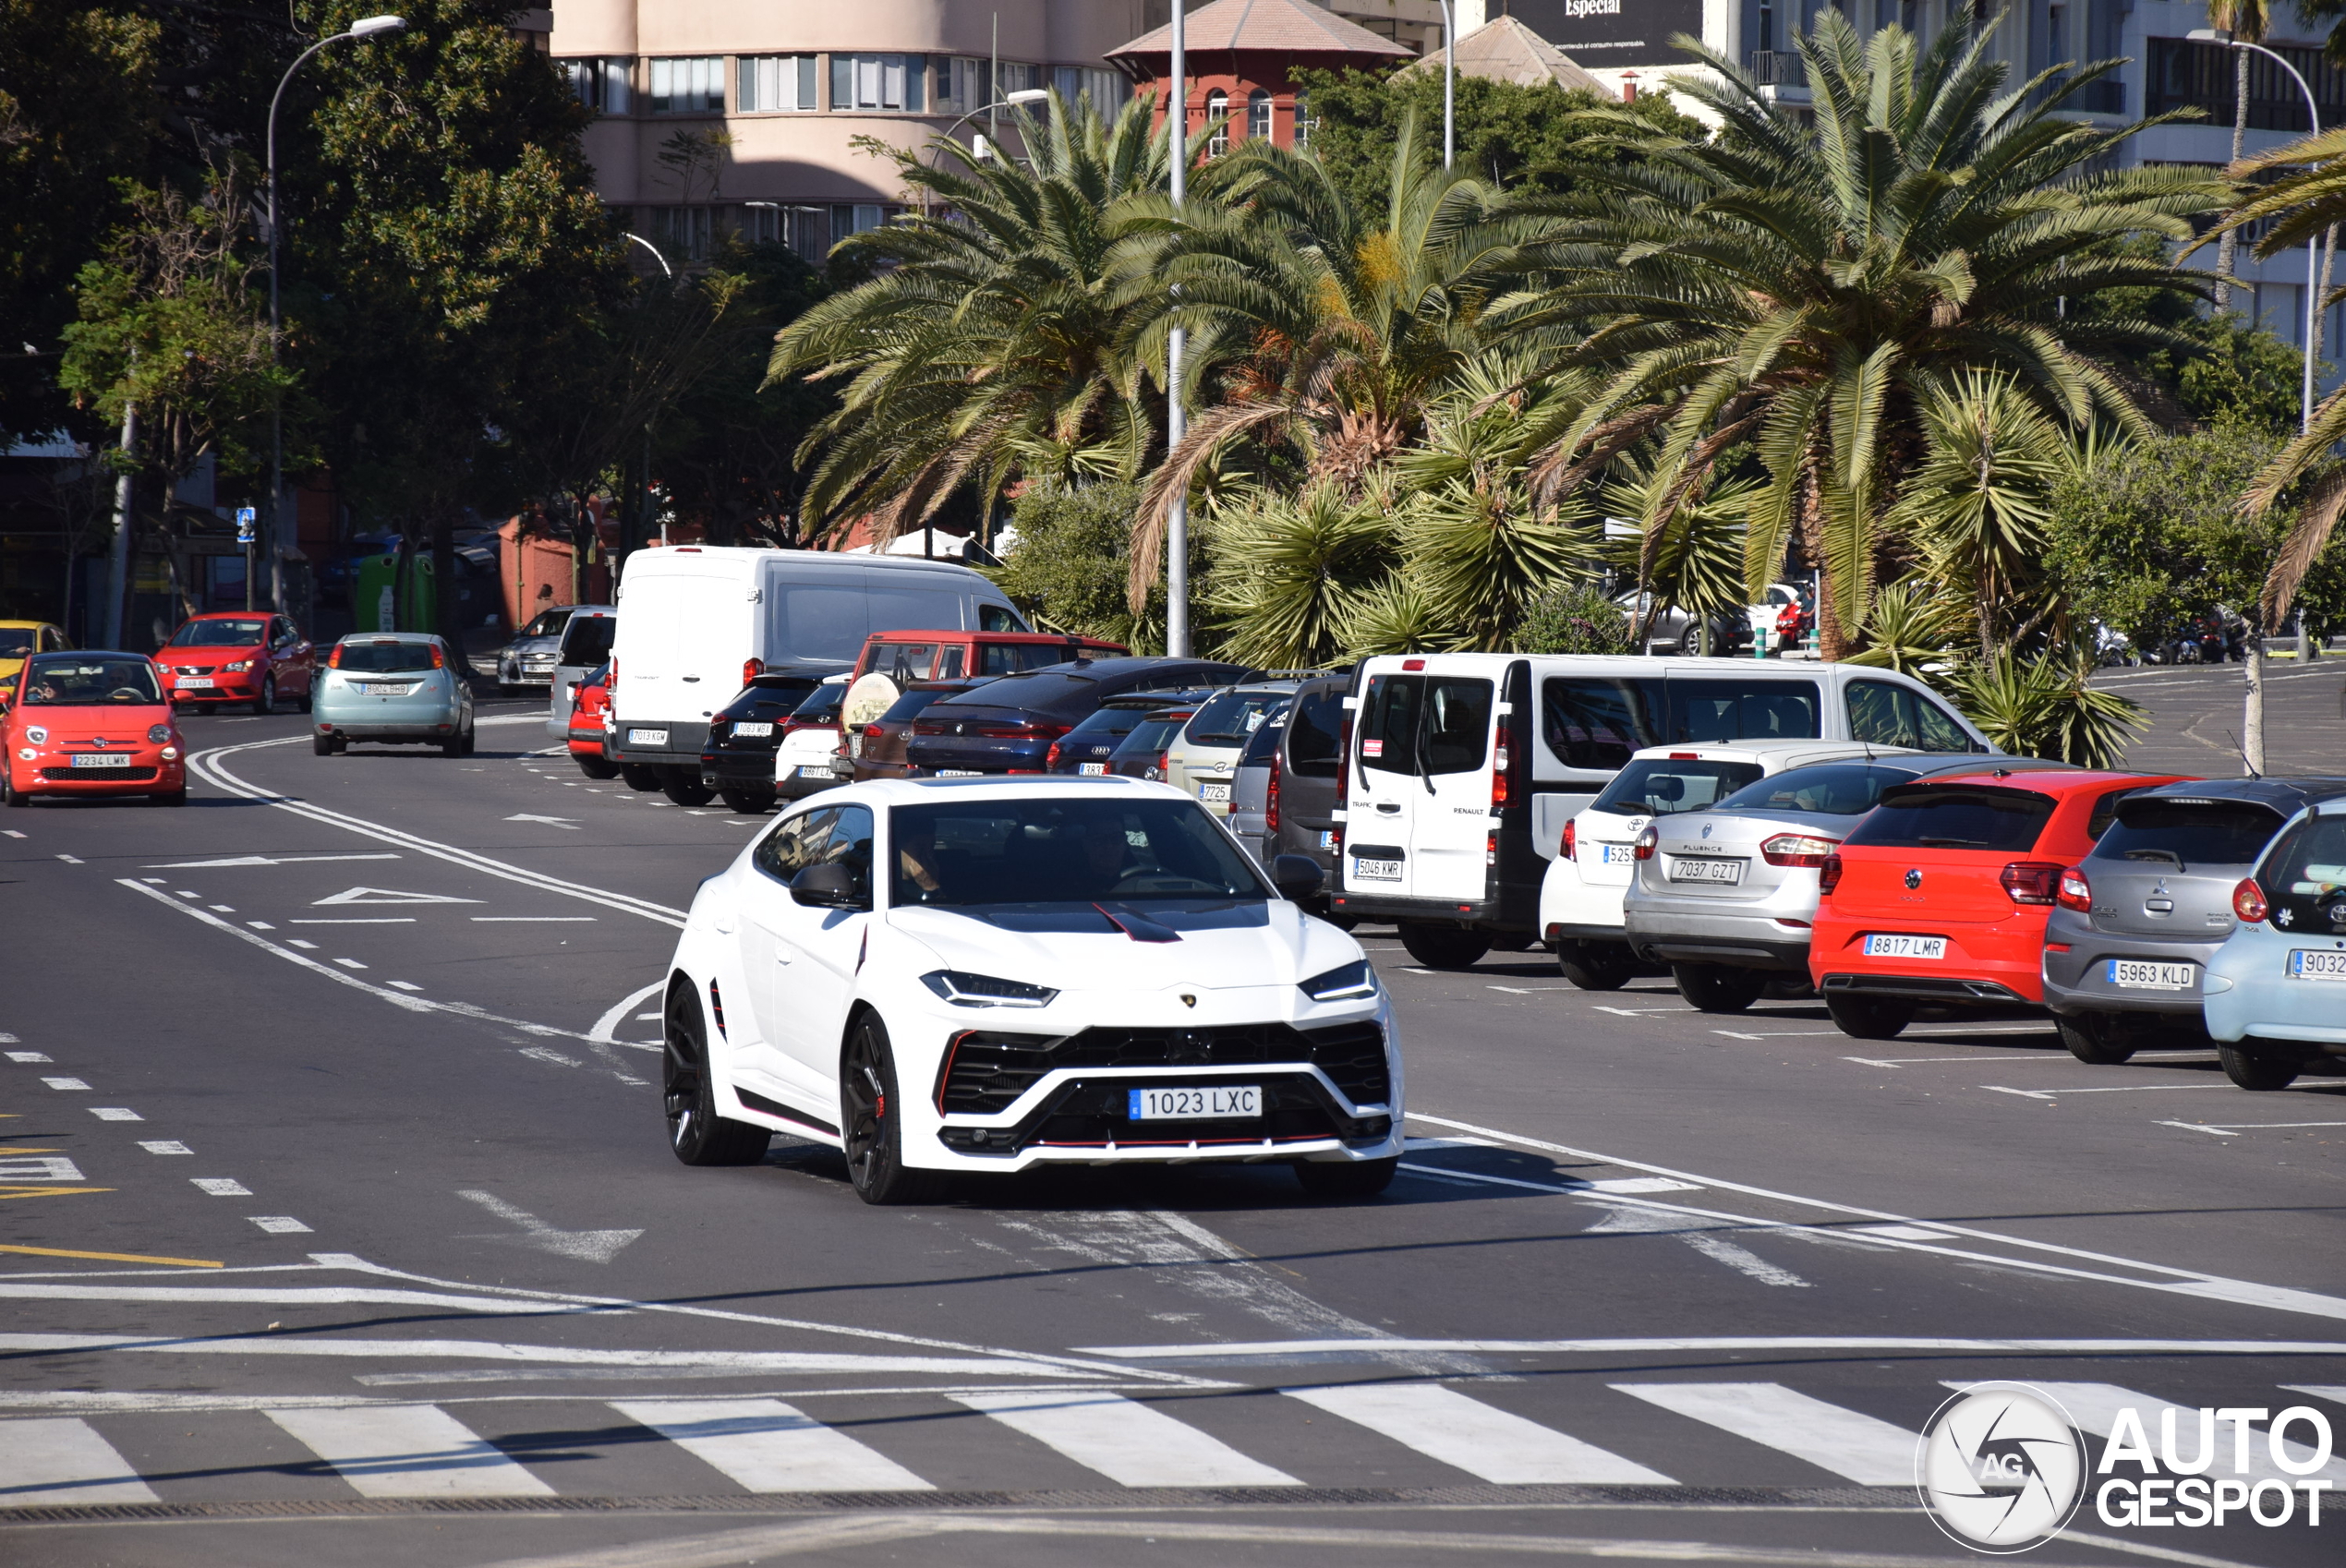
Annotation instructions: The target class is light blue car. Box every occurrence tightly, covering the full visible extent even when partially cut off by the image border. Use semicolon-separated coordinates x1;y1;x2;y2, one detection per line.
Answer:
2203;796;2346;1089
311;634;475;757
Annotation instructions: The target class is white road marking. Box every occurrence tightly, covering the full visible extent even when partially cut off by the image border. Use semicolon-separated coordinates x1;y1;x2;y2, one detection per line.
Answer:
591;983;667;1046
287;938;318;948
191;1178;250;1196
611;1398;932;1492
247;921;274;930
1285;1383;1675;1484
1612;1383;1916;1485
387;981;423;992
333;958;368;970
1988;1084;2231;1100
145;853;401;868
40;1078;88;1091
1855;1224;1953;1241
456;1188;641;1264
1585;1204;1811;1288
635;1011;660;1021
1974;1381;2346;1485
5;1052;49;1063
289;918;415;924
173;889;197;897
2161;1119;2346;1136
55;854;82;864
0;830;21;838
0;1417;159;1505
519;1046;581;1067
952;1391;1297;1487
87;1108;140;1121
1399;1164;1699;1200
314;886;479;906
505;814;581;829
472;916;598;923
264;1405;554;1499
207;904;234;912
0;1156;80;1181
249;1216;311;1233
137;1141;190;1155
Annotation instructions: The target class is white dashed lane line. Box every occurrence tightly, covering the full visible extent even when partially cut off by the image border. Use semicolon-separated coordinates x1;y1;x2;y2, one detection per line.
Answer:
89;1109;141;1121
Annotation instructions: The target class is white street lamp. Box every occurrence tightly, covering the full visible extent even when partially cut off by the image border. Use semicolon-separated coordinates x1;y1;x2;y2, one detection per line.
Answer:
265;14;405;616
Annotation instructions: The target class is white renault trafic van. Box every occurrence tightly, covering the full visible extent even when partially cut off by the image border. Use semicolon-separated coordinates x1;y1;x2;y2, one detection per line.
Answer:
1328;654;1993;968
608;548;1026;795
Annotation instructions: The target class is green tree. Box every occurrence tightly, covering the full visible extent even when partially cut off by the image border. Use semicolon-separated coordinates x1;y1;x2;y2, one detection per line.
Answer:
991;477;1206;653
1204;476;1402;669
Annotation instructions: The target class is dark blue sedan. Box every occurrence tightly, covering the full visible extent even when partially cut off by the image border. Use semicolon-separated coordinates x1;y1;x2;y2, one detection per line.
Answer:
903;657;1251;776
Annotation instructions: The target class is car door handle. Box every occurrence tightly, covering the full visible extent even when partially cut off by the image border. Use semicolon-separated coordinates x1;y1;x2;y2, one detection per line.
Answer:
682;675;701;682
1375;802;1400;814
712;912;736;934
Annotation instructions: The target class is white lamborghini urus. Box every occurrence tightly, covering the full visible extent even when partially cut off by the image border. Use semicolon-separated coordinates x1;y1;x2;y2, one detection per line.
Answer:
660;776;1403;1203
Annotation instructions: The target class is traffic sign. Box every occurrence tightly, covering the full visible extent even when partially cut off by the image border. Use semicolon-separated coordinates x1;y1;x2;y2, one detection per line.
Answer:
235;506;257;543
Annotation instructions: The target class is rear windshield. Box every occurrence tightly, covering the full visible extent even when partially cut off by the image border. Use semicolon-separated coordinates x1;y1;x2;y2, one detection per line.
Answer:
1286;688;1344;778
1062;704;1159;742
168;618;268;647
791;681;848;723
978;642;1080;676
1592;758;1768;817
334;641;438;673
2092;798;2286;870
937;669;1097;712
1714;762;1920;817
522;609;573;639
558;616;616;665
1183;689;1290;748
1360;674;1493;776
1843;785;2057;852
1112;712;1193;759
879;685;960;724
1241;718;1286;766
18;654;160;705
721;679;820;720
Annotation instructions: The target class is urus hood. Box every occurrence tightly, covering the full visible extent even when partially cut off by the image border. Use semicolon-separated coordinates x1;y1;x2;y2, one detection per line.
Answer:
889;899;1358;995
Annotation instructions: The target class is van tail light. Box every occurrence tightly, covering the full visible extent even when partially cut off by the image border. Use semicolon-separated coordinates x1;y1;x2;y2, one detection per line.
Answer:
326;645;344;669
743;657;765;687
1045;740;1063;770
1760;833;1839;868
1336;711;1352;807
2056;865;2094;913
2000;861;2063;906
1633;824;1659;862
2232;877;2268;923
1486;828;1498;867
1492;734;1511;809
429;643;446;669
1149;750;1168;780
1819;852;1844;895
1562;817;1577;862
1265;765;1281;832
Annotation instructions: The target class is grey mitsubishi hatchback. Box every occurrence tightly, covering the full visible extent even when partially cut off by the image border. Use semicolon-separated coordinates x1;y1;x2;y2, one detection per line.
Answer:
2042;778;2346;1064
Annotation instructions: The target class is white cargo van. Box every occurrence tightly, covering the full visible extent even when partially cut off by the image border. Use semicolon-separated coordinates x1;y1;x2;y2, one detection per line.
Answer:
608;548;1026;791
1328;654;1992;968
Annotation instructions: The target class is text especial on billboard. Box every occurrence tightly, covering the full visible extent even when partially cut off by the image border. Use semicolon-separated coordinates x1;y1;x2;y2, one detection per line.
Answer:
1510;0;1708;70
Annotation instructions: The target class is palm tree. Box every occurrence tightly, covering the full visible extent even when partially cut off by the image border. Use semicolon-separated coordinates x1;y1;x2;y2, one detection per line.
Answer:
2206;0;2273;302
1516;6;2226;657
767;91;1173;544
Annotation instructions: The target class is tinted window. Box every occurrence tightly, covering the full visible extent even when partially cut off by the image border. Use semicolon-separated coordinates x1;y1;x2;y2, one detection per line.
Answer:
2093;798;2283;868
866;642;940;681
1062;705;1157;743
1668;680;1820;743
1714;762;1921;816
0;628;35;658
1241;718;1286;766
1845;679;1973;752
979;603;1023;632
2086;786;2151;841
1286;689;1344;778
334;641;439;673
754;807;832;883
891;797;1265;907
1542;677;1663;769
2264;814;2346;897
19;654;161;705
168;618;269;647
775;586;874;662
1111;712;1192;761
722;679;818;719
812;802;875;883
1592;758;1767;817
1843;786;2058;852
937;669;1100;713
523;609;573;639
878;685;957;723
979;642;1076;675
1184;689;1290;747
1360;674;1492;776
558;615;617;665
790;682;848;723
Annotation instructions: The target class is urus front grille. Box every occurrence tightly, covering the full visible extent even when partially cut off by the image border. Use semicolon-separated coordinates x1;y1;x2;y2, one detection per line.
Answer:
936;1020;1388;1116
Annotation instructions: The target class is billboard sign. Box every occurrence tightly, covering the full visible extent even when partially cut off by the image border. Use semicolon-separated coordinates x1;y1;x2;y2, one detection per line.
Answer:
1509;0;1711;71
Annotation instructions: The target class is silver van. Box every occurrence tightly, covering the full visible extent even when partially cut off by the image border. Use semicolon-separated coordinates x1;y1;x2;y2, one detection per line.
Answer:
544;607;618;739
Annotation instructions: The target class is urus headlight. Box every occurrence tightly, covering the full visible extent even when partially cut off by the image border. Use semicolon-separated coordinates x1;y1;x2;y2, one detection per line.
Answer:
1300;959;1377;1002
920;970;1058;1008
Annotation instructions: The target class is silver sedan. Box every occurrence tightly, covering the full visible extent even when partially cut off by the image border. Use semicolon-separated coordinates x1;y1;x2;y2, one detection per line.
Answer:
311;634;476;757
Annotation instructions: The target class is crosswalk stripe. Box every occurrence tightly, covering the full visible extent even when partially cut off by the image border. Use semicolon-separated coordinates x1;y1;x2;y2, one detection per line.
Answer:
1611;1382;1917;1485
1977;1382;2346;1486
264;1405;554;1498
0;1417;160;1505
1285;1383;1675;1485
951;1391;1298;1488
610;1399;931;1493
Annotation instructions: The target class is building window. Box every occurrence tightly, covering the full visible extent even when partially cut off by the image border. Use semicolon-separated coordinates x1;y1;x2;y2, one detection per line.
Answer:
1246;90;1272;141
1758;0;1775;53
744;202;827;260
739;54;817;113
1293;90;1314;149
648;56;722;115
562;57;632;115
1051;66;1130;121
652;205;713;262
1204;88;1228;156
831;203;890;240
831;54;926;111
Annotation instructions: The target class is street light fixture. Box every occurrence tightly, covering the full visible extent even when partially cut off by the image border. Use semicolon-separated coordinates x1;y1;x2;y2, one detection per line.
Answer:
264;13;405;617
925;90;1053;177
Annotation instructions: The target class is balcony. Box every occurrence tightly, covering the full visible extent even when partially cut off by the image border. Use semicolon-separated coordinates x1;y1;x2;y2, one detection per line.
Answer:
1745;51;1806;88
2146;37;2346;135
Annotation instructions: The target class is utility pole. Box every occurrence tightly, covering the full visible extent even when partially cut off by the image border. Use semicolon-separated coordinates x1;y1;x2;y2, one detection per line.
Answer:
103;392;138;650
1165;0;1189;657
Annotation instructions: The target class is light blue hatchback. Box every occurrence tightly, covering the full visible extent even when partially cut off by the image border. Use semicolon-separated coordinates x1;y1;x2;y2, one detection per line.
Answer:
311;634;475;757
2204;797;2346;1090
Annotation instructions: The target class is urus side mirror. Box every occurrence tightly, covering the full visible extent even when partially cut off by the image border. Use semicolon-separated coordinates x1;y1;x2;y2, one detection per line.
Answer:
790;861;868;910
1271;853;1325;903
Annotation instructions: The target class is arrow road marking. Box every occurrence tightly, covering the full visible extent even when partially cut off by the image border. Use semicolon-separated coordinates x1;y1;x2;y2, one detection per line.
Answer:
504;814;582;830
143;853;401;868
312;886;481;906
457;1188;641;1265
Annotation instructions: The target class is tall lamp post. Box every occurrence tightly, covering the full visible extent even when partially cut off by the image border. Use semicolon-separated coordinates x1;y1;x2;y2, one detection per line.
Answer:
1435;0;1455;170
2191;26;2321;769
265;13;405;621
1166;0;1190;656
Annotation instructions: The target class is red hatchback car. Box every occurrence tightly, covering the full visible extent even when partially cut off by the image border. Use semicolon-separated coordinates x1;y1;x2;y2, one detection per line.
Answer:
567;662;615;778
157;611;315;713
1810;768;2191;1038
3;650;187;806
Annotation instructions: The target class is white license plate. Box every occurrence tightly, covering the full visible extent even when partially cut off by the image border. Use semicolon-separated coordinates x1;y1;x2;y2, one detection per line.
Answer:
1079;762;1106;775
734;721;773;739
70;754;131;768
937;768;984;778
1864;934;1947;960
1354;857;1402;882
175;676;215;688
796;764;833;778
2107;959;2195;991
2287;949;2346;982
358;682;415;696
1129;1085;1261;1121
1317;830;1336;850
1199;781;1231;803
628;728;669;746
1668;857;1744;885
1598;843;1637;864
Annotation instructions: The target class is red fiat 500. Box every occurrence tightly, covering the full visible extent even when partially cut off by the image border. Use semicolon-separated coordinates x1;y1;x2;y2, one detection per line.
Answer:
157;611;315;713
1810;767;2189;1038
567;662;615;778
3;651;187;806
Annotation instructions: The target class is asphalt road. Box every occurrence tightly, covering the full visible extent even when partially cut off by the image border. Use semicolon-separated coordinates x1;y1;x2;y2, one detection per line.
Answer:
0;695;2340;1568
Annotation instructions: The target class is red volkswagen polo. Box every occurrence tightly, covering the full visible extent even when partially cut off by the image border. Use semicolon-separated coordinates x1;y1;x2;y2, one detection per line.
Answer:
1810;767;2189;1038
3;651;187;806
157;611;314;713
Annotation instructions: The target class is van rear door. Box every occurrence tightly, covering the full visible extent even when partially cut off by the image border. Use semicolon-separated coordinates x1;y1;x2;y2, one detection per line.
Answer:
1346;666;1497;903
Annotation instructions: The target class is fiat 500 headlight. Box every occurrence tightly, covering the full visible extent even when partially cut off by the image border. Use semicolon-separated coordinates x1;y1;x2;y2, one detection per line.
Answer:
1299;959;1377;1002
920;970;1058;1008
24;727;46;744
147;724;172;742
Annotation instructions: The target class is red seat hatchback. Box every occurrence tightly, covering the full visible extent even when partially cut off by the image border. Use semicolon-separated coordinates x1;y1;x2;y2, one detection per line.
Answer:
1810;767;2190;1038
